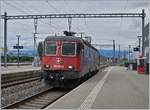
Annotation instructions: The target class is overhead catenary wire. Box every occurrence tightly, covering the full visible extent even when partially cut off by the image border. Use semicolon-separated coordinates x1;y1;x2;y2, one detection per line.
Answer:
2;1;43;51
3;1;27;14
45;0;60;13
2;0;61;48
2;1;36;49
63;0;82;32
20;1;59;30
3;1;58;31
2;1;32;32
63;0;77;14
45;0;72;32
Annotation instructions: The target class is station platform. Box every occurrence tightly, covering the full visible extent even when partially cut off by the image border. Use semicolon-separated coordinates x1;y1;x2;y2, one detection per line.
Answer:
46;66;149;109
1;65;41;74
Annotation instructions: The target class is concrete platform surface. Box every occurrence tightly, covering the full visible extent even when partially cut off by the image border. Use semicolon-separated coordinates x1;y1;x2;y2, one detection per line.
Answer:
1;65;41;74
45;66;149;109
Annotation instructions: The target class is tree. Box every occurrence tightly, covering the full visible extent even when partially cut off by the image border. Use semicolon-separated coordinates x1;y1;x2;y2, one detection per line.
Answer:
37;41;43;58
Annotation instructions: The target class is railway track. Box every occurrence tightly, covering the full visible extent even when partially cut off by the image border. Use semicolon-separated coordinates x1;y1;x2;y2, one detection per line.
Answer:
3;88;70;109
2;65;108;109
1;77;41;89
2;70;41;84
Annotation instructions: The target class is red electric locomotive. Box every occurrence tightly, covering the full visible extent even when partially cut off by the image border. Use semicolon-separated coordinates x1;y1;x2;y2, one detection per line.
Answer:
41;35;100;88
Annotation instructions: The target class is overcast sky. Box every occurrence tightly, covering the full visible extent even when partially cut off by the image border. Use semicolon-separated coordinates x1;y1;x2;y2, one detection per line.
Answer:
0;0;150;50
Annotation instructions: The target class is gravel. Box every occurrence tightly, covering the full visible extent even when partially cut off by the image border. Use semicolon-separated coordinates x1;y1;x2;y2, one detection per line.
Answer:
2;80;41;95
1;79;50;108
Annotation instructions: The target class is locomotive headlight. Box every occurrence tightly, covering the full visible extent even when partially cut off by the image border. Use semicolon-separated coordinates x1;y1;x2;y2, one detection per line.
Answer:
45;64;49;68
68;66;73;69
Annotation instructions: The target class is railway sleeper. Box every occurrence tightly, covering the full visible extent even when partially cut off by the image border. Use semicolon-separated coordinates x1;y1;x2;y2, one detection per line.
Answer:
23;103;43;107
29;101;47;105
17;105;37;109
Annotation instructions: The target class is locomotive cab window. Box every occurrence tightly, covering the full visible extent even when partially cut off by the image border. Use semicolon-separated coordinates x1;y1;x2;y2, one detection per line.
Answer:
62;43;75;55
45;42;57;55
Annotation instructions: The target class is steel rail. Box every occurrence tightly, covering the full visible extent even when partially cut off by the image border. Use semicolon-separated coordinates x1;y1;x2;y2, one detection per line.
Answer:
2;65;108;109
2;88;69;109
2;71;40;84
1;77;41;89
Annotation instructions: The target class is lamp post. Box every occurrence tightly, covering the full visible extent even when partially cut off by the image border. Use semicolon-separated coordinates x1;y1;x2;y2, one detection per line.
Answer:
128;45;131;62
16;35;21;67
4;12;7;67
118;44;120;63
112;40;115;65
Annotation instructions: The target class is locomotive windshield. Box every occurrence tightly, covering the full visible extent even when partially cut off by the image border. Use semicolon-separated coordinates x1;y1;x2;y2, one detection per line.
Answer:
62;43;75;55
45;42;57;55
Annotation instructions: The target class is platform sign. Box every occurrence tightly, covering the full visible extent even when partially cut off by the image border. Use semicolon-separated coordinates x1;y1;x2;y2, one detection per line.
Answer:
133;47;139;51
13;46;23;49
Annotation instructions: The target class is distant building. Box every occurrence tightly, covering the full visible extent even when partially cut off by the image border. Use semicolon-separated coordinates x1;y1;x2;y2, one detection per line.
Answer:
143;23;149;61
143;23;149;74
